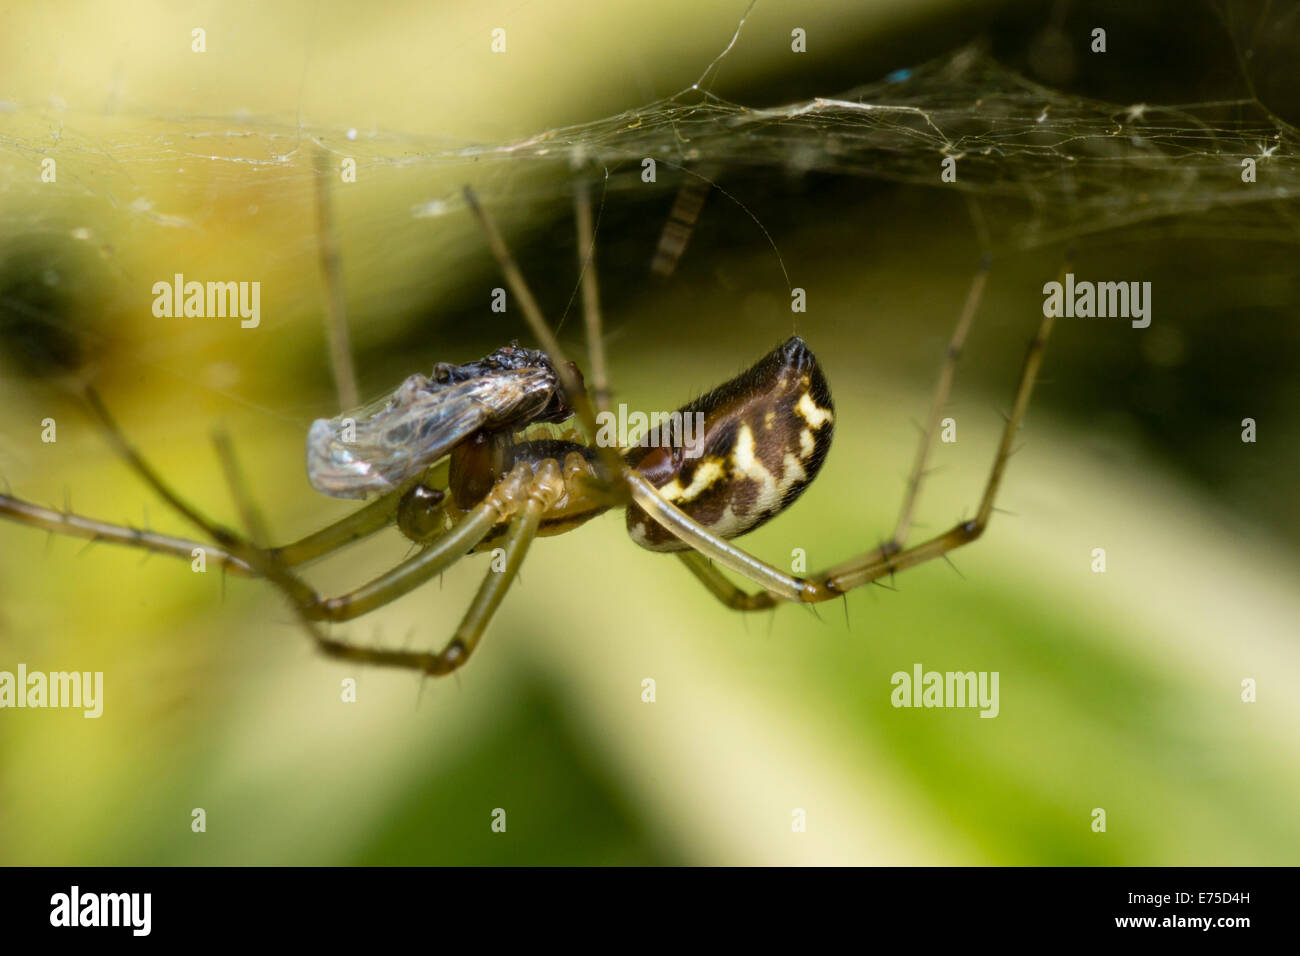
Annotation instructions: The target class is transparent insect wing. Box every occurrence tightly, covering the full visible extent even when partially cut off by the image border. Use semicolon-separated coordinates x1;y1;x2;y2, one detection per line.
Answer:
306;368;560;499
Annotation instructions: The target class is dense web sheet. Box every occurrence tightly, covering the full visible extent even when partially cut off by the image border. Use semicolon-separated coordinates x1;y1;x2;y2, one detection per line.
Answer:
467;46;1300;246
2;44;1299;259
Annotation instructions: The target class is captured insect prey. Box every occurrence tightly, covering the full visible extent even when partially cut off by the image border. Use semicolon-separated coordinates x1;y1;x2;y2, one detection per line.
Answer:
306;343;580;499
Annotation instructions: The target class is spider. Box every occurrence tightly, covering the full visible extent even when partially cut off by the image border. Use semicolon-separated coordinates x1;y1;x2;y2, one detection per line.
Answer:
0;183;1056;678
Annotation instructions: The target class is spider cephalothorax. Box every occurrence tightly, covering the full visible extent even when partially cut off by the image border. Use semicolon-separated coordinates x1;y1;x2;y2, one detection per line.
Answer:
623;336;834;551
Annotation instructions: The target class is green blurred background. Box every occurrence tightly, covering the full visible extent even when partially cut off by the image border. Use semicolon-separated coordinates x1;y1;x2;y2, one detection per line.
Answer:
0;0;1298;864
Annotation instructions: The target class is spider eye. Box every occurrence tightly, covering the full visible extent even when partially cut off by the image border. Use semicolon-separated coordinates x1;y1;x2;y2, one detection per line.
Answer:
626;337;834;552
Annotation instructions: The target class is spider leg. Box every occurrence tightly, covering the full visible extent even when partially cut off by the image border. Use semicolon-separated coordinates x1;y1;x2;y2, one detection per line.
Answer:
6;387;427;573
627;472;817;603
299;617;447;675
211;426;272;545
0;480;416;574
676;551;777;610
649;174;711;280
276;450;510;570
0;492;254;574
270;459;450;569
83;386;274;574
573;169;612;416
430;459;563;674
267;485;410;568
296;462;532;622
79;387;537;624
462;186;628;497
642;298;1056;608
313;144;360;412
818;303;1055;594
271;461;560;677
462;187;596;433
890;255;989;551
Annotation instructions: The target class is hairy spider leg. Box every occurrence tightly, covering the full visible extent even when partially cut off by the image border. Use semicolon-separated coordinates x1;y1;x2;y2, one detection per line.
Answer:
313;144;360;412
890;254;990;550
650;173;712;280
0;492;255;575
0;456;421;575
461;187;627;496
820;300;1054;593
434;458;564;673
299;461;561;676
83;386;541;625
573;171;611;415
211;425;272;546
298;464;531;623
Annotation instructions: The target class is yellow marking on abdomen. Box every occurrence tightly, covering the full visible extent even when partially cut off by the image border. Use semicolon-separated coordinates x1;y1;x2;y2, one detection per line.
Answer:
661;457;726;503
796;392;834;428
799;428;814;458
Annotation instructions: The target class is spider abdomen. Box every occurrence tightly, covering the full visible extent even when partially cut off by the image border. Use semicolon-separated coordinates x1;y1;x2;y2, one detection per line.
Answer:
625;336;834;552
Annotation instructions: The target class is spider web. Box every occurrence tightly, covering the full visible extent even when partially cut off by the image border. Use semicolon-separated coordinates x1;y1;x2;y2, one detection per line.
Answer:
2;36;1298;264
446;46;1300;248
0;0;1298;392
